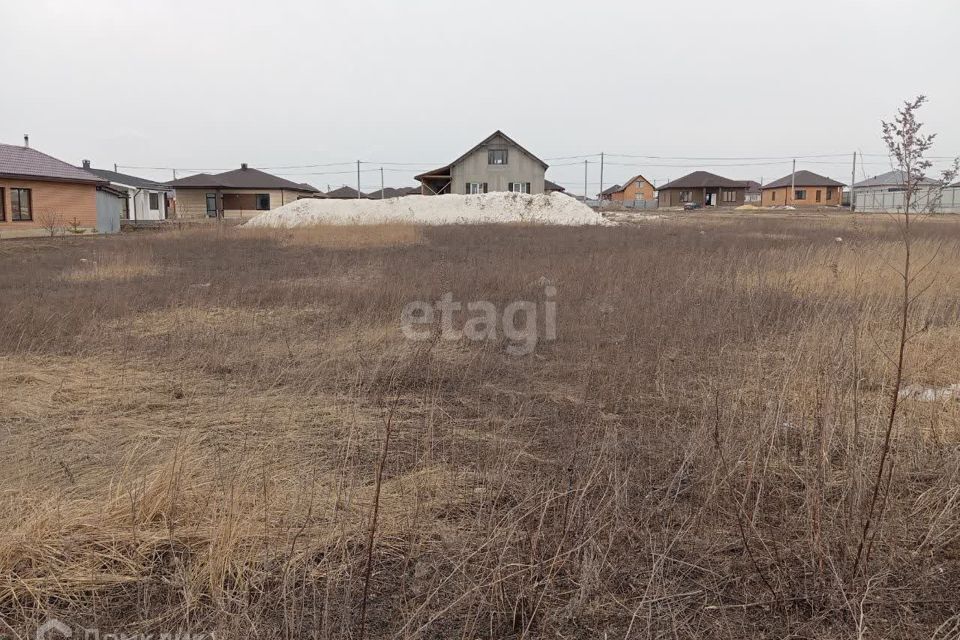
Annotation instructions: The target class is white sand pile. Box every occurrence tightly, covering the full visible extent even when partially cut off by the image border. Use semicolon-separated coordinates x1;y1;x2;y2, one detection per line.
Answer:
245;192;610;227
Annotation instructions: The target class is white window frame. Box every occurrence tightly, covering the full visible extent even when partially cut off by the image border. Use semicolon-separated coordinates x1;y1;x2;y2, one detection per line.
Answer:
467;183;484;195
509;182;530;194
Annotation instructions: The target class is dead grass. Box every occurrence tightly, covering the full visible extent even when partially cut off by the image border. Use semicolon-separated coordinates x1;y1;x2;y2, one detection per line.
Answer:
2;216;960;638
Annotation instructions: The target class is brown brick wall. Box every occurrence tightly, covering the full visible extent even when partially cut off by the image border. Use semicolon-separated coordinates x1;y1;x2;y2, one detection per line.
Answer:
0;179;98;232
612;178;655;202
762;185;842;207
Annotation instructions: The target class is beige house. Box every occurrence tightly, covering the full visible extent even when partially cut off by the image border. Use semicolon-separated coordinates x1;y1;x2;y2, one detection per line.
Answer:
168;164;319;219
416;131;548;195
761;170;844;207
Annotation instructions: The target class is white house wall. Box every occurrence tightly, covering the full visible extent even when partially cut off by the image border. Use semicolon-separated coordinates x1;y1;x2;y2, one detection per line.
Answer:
449;134;546;195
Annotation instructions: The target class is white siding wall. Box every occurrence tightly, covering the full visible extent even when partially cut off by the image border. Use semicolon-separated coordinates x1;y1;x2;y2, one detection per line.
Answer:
450;134;546;195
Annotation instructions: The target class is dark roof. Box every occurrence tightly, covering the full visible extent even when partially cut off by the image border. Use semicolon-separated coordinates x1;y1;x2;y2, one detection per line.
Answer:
365;186;422;199
600;184;622;196
297;182;320;193
740;180;762;193
605;174;652;195
82;166;171;190
0;143;104;184
545;180;566;192
415;130;548;181
167;166;316;192
658;171;746;190
325;185;365;198
762;170;845;189
851;170;938;189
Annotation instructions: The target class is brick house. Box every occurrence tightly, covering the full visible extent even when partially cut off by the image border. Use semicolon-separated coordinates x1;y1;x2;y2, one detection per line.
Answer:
605;175;656;203
761;170;845;207
657;171;746;207
167;164;319;219
0;141;105;237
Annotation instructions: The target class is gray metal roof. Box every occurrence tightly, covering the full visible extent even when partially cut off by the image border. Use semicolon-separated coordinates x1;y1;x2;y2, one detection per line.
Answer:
0;143;104;183
762;170;845;189
83;166;171;191
851;170;938;189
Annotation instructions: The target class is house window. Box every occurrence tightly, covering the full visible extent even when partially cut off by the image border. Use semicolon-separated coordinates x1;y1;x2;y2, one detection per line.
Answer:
488;149;508;165
826;187;835;200
149;193;160;210
722;190;737;203
256;193;270;210
770;190;776;202
680;190;692;202
815;190;822;203
0;187;4;221
206;193;218;217
11;188;32;221
508;182;531;194
466;182;488;194
794;189;807;200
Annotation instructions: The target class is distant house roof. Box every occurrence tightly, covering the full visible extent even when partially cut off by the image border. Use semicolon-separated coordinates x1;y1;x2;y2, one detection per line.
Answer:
0;143;104;184
167;165;316;192
740;180;762;194
365;186;422;198
599;184;622;196
81;165;171;191
658;171;745;190
415;130;548;181
851;170;938;189
297;182;320;193
762;170;845;189
602;174;653;196
545;180;566;192
325;185;364;198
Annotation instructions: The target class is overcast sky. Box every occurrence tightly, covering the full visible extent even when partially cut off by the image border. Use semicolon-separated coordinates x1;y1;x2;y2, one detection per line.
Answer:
2;0;957;194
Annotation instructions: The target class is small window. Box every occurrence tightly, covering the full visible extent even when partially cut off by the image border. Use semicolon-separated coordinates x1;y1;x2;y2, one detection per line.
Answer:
256;193;270;210
509;182;530;194
794;189;807;200
466;183;488;195
11;188;32;221
680;190;692;202
488;149;508;165
0;187;5;221
149;193;160;210
826;187;835;200
722;190;737;203
815;190;822;203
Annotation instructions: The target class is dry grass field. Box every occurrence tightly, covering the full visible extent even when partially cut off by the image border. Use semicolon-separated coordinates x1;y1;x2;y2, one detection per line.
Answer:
3;215;960;639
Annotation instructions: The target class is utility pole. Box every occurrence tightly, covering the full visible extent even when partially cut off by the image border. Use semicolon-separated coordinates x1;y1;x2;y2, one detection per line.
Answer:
172;169;177;181
380;167;385;199
583;159;588;202
356;160;362;199
850;151;857;211
790;159;796;206
114;163;118;173
598;152;605;207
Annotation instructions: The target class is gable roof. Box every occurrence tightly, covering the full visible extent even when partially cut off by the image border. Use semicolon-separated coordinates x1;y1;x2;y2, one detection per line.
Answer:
544;180;566;192
762;170;845;189
0;143;104;184
658;171;746;190
82;166;171;191
167;166;316;192
740;180;762;193
851;170;939;189
600;184;622;196
607;174;653;195
325;185;364;198
415;130;548;181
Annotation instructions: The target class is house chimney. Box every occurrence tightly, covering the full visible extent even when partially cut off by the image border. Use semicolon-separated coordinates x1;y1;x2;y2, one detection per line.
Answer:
241;163;248;170
82;159;91;169
23;134;29;148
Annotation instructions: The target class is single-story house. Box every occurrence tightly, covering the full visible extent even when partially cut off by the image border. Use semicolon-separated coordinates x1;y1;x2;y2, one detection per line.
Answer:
325;185;365;199
605;175;655;203
657;171;746;207
598;185;621;201
167;164;319;219
741;180;762;203
852;170;954;212
0;139;107;236
761;170;844;207
81;161;172;222
416;131;548;195
851;170;938;193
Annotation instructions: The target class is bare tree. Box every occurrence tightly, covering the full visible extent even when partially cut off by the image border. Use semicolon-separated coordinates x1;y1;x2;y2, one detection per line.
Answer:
852;96;958;577
36;211;65;237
